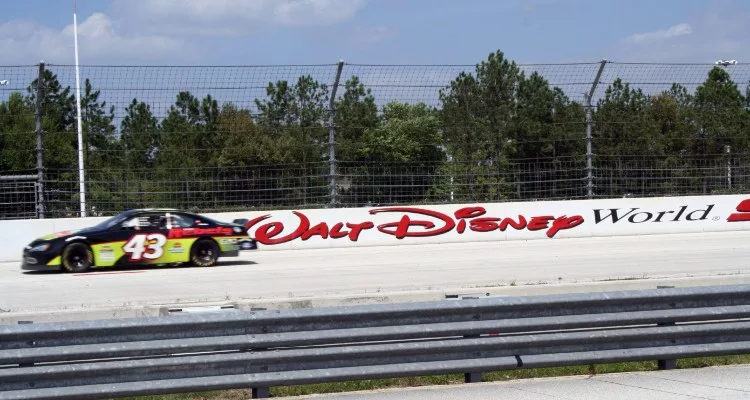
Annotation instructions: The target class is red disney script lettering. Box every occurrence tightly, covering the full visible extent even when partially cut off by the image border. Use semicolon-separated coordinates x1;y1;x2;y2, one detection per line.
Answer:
245;213;374;245
245;206;585;245
728;199;750;222
369;207;583;239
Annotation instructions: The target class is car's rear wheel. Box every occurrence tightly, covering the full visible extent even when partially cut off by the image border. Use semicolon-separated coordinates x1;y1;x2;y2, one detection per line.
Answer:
61;242;93;273
191;239;219;267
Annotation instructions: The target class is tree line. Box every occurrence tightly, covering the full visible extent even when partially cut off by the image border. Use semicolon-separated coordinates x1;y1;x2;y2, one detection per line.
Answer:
1;50;749;218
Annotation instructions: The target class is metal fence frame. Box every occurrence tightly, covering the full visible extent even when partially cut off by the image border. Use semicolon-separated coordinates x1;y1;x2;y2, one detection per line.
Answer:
2;284;750;399
0;175;39;220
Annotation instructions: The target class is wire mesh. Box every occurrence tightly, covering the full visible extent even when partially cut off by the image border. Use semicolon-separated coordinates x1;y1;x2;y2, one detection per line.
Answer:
0;61;749;219
0;176;38;220
45;64;343;126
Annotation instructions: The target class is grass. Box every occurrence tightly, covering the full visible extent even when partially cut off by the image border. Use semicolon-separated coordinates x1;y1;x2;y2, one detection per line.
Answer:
118;354;750;400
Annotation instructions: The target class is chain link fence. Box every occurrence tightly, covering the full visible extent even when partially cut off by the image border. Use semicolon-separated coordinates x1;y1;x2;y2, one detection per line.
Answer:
1;59;749;219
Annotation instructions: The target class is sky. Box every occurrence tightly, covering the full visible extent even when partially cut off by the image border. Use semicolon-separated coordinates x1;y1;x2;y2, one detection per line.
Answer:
1;0;749;122
1;0;749;66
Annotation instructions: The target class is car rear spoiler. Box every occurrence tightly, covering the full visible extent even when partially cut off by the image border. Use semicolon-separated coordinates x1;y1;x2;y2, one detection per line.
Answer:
231;218;258;249
232;218;250;230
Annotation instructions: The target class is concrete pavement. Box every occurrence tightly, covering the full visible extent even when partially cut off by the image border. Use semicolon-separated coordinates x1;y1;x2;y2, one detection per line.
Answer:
284;364;750;400
3;230;750;318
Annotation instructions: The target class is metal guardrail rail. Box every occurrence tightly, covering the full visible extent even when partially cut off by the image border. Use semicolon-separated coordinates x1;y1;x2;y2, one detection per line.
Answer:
2;284;750;399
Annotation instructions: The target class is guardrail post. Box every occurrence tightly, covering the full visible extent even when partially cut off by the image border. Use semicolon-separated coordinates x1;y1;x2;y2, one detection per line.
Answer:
18;321;34;367
465;371;482;383
462;296;483;383
656;285;677;370
249;307;270;397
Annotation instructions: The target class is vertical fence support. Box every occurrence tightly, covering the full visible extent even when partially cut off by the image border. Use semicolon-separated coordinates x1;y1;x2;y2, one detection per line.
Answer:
35;62;46;219
656;285;677;370
726;145;732;189
585;59;607;199
328;60;345;208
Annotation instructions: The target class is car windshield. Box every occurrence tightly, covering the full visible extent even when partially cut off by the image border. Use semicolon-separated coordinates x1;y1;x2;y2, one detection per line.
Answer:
87;212;130;231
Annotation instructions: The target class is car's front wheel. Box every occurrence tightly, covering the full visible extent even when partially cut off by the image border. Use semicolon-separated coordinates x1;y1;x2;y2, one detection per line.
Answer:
61;242;93;273
190;239;219;267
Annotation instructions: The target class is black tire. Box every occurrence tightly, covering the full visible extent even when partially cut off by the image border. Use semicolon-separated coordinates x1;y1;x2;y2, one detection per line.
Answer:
190;238;220;267
61;242;93;273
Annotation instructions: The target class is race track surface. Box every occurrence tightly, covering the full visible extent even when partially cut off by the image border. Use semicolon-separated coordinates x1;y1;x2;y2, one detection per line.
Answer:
2;231;750;314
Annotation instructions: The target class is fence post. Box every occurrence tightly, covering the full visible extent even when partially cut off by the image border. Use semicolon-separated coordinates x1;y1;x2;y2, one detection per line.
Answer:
35;62;46;219
328;60;345;208
585;59;607;199
726;145;732;189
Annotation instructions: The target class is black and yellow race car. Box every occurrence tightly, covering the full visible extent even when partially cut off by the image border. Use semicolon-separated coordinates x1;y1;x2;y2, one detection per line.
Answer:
21;208;258;273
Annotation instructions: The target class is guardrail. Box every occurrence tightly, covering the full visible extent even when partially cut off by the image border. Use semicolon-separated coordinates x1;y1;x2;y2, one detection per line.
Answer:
2;284;750;399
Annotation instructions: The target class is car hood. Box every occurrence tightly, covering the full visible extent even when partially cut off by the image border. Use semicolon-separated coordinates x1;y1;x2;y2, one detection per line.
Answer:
36;226;101;241
37;230;81;241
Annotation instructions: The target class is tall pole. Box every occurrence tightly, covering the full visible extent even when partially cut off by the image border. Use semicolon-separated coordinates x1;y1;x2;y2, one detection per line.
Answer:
73;0;86;217
586;59;607;199
328;60;344;208
35;62;46;219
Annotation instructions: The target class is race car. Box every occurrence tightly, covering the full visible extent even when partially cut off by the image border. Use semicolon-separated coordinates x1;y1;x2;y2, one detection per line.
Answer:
21;208;258;273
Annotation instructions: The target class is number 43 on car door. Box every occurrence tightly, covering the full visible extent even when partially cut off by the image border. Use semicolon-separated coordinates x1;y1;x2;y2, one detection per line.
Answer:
123;234;168;261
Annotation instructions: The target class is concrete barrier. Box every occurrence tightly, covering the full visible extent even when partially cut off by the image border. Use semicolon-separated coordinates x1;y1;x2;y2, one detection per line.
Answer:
2;194;750;262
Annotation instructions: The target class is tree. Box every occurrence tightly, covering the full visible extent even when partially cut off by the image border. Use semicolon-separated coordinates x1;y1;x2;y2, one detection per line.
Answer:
26;69;77;172
254;75;331;205
352;102;444;205
154;92;223;209
441;51;573;201
214;104;302;208
692;67;749;156
512;72;585;199
334;76;379;159
331;76;380;204
27;69;76;135
117;99;161;208
80;79;117;167
76;78;119;215
0;93;35;172
439;72;485;200
120;99;160;168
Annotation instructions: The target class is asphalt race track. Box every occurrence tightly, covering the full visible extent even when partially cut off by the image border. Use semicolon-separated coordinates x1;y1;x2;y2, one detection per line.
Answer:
2;231;750;315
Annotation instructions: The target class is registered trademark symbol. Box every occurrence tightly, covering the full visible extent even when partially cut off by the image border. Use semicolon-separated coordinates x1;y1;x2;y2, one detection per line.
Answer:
713;216;720;221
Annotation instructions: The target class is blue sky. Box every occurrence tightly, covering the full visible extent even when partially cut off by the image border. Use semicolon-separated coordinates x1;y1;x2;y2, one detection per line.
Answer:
2;0;749;123
1;0;749;66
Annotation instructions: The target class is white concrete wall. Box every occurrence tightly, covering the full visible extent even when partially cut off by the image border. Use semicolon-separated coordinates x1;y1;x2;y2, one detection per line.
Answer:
2;194;750;262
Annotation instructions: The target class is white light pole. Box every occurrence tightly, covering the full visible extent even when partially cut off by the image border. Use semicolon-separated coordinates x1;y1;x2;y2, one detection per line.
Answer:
73;0;86;217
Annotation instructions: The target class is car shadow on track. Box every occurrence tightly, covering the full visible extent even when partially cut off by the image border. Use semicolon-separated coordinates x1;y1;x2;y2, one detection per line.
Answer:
21;260;258;275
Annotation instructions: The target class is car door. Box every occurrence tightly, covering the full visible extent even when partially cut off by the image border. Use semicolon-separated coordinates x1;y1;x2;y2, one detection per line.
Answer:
119;212;172;265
